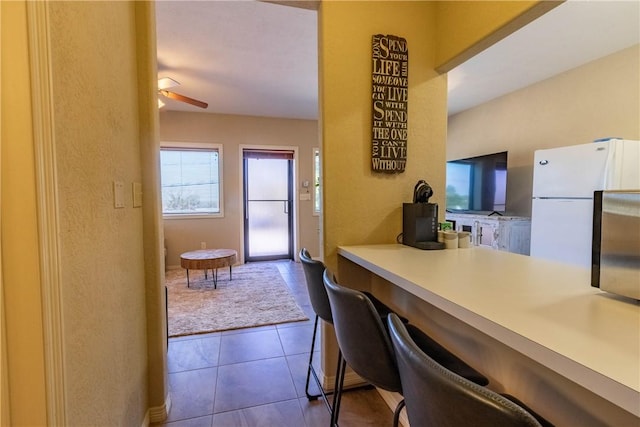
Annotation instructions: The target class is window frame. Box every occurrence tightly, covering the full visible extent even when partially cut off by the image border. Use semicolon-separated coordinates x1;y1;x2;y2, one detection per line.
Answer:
313;147;321;215
160;141;224;219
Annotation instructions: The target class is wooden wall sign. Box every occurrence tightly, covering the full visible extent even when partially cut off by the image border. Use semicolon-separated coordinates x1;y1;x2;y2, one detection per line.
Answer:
371;34;408;173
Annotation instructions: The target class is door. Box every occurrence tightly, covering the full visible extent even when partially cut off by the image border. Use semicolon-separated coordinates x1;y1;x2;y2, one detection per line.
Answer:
243;150;294;261
532;143;609;198
476;220;498;249
530;198;594;267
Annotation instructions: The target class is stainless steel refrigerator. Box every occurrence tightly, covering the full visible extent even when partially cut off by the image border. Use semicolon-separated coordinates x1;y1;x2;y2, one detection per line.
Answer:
530;139;640;267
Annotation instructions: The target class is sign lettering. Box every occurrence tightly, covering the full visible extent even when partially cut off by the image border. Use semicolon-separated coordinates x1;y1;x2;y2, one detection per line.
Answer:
372;34;408;173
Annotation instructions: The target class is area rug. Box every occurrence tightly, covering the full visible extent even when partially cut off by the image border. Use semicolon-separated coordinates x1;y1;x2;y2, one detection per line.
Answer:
166;262;308;337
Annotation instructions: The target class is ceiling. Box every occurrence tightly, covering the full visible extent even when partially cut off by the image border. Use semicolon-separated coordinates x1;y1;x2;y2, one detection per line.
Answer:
156;1;318;119
155;1;640;119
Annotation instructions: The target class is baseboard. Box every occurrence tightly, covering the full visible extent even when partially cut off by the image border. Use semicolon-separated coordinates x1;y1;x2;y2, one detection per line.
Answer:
320;366;367;391
377;388;409;427
145;392;171;425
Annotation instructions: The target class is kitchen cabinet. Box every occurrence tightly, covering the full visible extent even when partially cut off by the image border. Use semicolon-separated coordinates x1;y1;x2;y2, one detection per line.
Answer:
445;213;531;255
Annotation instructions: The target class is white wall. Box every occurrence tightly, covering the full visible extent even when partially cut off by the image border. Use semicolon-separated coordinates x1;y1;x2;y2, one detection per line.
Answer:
159;111;320;266
448;44;640;216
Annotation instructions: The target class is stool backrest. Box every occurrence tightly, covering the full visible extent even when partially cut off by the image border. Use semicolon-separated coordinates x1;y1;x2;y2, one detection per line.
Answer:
323;270;401;392
299;249;332;323
387;314;543;427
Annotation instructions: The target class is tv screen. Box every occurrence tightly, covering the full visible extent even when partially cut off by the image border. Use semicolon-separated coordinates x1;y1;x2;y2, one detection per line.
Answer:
446;151;508;213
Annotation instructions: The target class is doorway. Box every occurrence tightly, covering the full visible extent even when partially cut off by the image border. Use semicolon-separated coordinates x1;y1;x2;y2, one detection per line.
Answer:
243;149;294;261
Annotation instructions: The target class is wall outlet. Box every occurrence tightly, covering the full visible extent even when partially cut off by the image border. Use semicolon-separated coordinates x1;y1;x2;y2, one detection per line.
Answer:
201;242;206;249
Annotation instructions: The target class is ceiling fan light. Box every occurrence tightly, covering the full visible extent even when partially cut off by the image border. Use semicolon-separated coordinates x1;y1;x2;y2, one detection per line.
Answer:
158;77;180;90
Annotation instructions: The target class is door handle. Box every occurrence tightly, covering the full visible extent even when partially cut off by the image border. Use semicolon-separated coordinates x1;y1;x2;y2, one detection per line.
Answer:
284;201;289;214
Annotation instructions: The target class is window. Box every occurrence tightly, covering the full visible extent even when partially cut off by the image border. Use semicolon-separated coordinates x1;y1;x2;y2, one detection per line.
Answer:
160;142;223;218
313;147;321;214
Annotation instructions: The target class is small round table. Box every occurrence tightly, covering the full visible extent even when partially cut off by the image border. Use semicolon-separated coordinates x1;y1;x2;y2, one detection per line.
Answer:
180;249;237;288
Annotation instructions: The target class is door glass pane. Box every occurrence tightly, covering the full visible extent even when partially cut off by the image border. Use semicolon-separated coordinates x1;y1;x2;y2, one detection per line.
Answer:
247;201;289;257
247;158;288;200
246;157;290;258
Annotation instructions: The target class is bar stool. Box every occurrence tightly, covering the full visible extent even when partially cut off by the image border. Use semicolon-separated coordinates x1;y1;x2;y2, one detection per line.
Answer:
323;271;488;427
387;313;554;427
299;249;334;408
299;249;408;420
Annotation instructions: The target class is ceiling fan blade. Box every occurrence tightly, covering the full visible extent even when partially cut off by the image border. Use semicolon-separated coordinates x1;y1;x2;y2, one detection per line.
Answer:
159;90;208;109
158;77;180;90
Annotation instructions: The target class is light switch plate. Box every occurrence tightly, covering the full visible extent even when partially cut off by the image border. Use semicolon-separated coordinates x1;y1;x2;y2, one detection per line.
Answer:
113;181;125;208
132;182;143;207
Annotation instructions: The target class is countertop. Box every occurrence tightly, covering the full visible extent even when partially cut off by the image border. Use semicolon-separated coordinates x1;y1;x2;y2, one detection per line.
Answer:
338;244;640;417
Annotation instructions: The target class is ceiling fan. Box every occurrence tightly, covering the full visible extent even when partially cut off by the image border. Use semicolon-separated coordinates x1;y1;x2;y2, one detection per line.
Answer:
157;77;208;109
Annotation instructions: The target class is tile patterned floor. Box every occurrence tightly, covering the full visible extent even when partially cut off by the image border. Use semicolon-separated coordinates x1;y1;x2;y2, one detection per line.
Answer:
153;260;393;427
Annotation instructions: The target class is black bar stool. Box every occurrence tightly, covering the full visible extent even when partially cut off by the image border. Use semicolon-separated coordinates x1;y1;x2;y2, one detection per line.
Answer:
299;249;408;423
299;249;335;409
387;313;554;427
324;271;488;427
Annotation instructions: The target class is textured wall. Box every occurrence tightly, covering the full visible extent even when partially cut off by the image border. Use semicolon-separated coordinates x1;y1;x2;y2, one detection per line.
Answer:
448;44;640;216
319;1;447;272
159;111;320;265
49;2;148;425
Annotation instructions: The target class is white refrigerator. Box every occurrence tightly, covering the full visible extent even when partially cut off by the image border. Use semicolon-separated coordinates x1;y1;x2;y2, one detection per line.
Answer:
530;139;640;267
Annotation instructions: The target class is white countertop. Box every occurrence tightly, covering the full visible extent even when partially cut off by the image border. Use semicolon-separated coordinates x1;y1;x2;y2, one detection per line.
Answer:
338;244;640;417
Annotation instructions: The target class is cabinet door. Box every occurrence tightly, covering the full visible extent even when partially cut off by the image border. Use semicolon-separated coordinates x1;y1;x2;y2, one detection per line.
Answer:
477;221;498;249
501;221;531;255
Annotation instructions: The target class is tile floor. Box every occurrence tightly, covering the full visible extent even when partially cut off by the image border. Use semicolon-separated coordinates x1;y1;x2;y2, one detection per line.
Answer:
153;260;394;427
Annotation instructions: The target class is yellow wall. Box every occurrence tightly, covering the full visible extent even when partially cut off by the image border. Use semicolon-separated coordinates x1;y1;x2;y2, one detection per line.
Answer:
448;44;640;216
319;1;446;272
318;0;570;272
159;111;320;264
1;2;48;425
434;0;562;71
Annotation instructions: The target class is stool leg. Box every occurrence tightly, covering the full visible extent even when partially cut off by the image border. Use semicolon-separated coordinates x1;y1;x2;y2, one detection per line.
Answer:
305;315;337;418
393;399;406;427
330;352;346;427
186;269;190;288
229;265;232;281
305;315;321;400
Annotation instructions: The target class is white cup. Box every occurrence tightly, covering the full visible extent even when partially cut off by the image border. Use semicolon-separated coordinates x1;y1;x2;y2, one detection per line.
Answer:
458;231;471;248
443;231;458;249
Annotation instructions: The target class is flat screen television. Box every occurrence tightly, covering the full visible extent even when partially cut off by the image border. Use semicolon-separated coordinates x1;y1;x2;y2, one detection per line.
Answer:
446;151;508;214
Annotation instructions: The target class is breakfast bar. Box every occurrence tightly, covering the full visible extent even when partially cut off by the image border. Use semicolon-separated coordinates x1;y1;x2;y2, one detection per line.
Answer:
336;244;639;426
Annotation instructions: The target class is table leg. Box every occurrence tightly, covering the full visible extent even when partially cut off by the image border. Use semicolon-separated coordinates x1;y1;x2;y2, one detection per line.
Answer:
186;269;190;288
213;268;218;289
229;265;233;281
